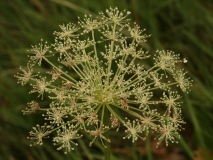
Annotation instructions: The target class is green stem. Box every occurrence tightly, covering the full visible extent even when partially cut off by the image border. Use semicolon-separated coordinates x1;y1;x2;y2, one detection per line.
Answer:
146;136;153;160
107;23;116;85
43;57;77;83
103;105;111;160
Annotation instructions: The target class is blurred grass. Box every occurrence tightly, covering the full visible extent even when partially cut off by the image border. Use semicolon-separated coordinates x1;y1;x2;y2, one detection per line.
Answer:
0;0;213;159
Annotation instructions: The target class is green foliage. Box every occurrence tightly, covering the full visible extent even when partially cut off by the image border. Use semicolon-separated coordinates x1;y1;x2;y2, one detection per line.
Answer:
0;0;213;159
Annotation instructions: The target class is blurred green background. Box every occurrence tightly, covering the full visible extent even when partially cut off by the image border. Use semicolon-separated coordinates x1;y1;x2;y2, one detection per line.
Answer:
0;0;213;159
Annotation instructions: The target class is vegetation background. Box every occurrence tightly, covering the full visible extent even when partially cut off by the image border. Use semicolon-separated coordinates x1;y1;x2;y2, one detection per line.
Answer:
0;0;213;159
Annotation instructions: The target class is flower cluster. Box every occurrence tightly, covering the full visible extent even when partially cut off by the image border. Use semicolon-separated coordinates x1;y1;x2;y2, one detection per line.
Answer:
15;7;192;153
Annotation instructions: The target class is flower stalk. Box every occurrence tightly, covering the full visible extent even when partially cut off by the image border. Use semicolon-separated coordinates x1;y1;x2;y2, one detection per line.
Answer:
103;107;110;160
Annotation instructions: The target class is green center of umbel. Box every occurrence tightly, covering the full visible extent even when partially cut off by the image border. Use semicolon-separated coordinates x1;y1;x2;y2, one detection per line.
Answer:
94;87;114;105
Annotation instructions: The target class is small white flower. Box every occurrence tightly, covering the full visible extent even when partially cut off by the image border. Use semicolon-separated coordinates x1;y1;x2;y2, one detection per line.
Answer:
54;23;79;39
183;58;187;63
53;125;82;154
128;23;150;43
100;7;131;25
89;124;110;148
161;91;182;114
28;123;51;146
173;69;193;93
155;122;180;147
123;119;144;142
43;105;67;125
22;100;40;115
15;64;35;85
28;39;50;66
30;77;49;99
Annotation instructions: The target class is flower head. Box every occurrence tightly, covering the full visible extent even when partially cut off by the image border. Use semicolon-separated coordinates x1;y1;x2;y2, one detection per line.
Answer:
30;77;49;99
78;14;101;33
54;23;79;40
173;69;193;93
140;110;159;132
53;124;82;154
28;39;50;66
123;119;144;142
89;123;110;148
128;23;150;43
22;100;40;115
15;64;34;85
43;104;67;125
100;7;131;25
155;121;180;147
16;8;192;153
28;123;51;146
161;91;182;115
